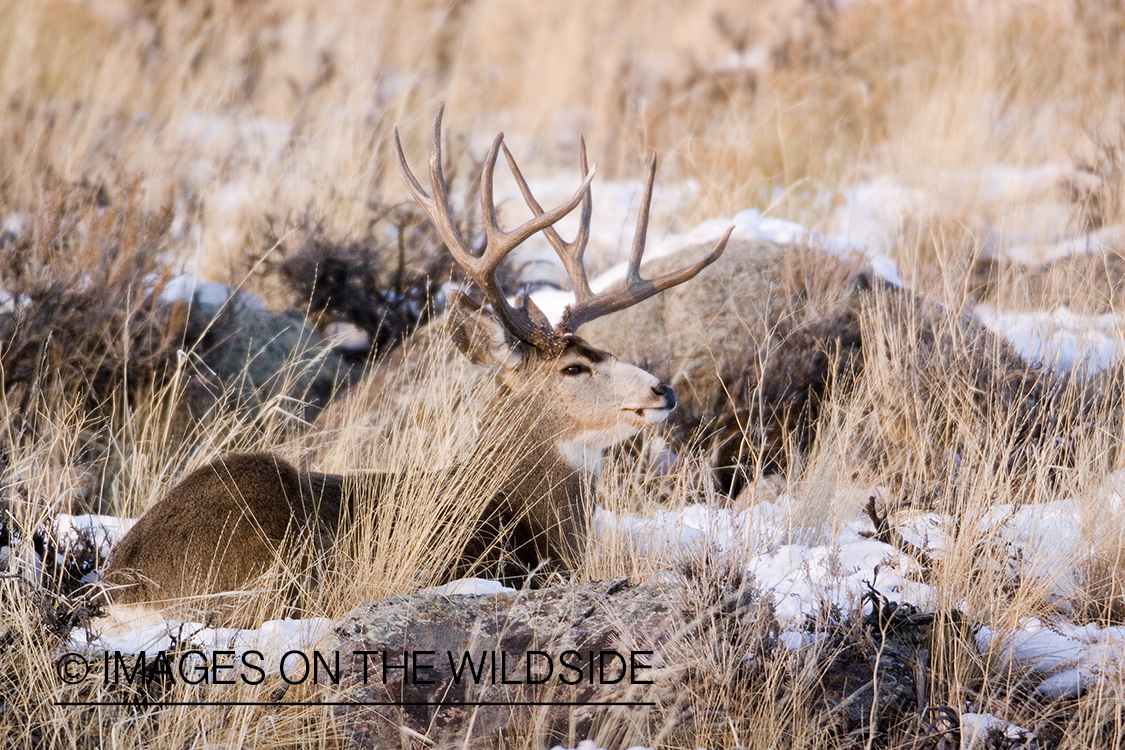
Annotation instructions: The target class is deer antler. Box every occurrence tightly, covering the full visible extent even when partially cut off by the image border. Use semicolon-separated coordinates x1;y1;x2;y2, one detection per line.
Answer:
393;103;596;353
396;104;731;353
502;144;733;333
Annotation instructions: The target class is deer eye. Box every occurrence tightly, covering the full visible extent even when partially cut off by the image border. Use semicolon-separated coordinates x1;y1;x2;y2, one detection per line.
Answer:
561;363;590;376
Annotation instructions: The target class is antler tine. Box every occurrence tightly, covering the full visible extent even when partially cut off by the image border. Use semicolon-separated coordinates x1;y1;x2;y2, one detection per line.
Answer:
393;125;430;205
626;153;659;286
501;139;596;309
479;135;597;265
394;104;474;270
562;152;734;332
395;104;598;352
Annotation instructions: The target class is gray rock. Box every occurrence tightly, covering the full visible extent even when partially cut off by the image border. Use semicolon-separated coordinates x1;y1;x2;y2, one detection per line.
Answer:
184;301;356;423
322;575;773;749
321;571;935;749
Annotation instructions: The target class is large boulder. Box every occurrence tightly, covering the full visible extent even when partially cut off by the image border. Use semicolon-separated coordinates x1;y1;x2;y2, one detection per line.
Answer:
182;301;357;424
322;573;929;749
580;237;869;491
323;577;755;748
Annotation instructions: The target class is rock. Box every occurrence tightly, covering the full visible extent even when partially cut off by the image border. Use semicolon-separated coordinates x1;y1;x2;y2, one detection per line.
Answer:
322;572;932;748
580;237;868;491
183;301;357;424
323;575;772;749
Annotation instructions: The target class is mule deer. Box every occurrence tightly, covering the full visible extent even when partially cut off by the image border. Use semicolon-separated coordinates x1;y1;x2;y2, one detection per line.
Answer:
99;106;730;623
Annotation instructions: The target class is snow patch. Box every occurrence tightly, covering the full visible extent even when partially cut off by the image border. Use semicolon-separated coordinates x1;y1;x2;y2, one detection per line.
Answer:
825;165;1074;267
0;289;31;314
977;618;1125;699
974;303;1123;376
73;616;336;675
1003;223;1125;265
550;741;653;750
596;498;932;629
1;211;23;244
158;272;265;310
422;577;517;596
64;487;1122;702
959;713;1036;748
55;514;136;559
896;497;1105;606
323;321;371;352
826;177;933;257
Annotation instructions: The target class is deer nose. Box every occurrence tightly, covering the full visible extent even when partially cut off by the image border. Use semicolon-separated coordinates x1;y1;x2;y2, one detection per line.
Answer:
652;384;676;410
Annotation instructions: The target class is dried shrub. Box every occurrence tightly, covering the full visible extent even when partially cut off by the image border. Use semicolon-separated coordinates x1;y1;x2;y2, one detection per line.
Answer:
841;289;1100;506
0;493;105;636
265;210;451;359
262;156;492;360
0;179;181;418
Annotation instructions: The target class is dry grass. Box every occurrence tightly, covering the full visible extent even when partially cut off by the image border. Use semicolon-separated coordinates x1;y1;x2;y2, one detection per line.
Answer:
0;0;1121;290
3;0;1125;747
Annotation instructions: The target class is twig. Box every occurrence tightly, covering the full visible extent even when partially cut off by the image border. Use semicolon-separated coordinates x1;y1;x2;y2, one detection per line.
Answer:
863;494;935;579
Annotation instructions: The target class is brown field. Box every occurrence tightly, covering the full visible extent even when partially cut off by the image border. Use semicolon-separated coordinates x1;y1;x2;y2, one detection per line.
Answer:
3;0;1125;748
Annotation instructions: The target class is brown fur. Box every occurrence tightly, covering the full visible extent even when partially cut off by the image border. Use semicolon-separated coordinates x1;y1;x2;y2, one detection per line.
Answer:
102;453;344;606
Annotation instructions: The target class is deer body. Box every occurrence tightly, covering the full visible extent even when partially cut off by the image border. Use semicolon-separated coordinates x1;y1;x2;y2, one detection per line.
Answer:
99;106;727;623
103;453;345;604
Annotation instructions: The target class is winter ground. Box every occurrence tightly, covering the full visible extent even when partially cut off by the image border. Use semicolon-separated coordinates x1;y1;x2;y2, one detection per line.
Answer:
5;2;1125;747
34;187;1123;746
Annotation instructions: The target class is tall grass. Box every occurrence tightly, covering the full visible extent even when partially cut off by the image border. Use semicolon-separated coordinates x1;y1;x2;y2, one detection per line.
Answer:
3;0;1125;747
1;0;1121;290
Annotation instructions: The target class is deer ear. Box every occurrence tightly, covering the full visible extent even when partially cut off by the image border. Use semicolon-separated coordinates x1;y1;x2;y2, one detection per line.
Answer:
449;293;524;369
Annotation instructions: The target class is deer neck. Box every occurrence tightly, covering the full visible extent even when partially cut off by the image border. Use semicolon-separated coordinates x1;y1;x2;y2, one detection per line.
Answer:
505;425;599;487
497;388;607;476
554;435;606;476
477;389;600;572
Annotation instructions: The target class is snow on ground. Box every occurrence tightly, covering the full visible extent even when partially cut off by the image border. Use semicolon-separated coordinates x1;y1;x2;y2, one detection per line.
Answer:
977;618;1125;700
69;615;336;679
422;577;517;596
1004;223;1125;266
0;467;1110;722
55;514;136;561
822;166;1125;376
597;487;1125;699
6;138;1120;374
57;483;1119;704
824;164;1076;264
959;713;1037;748
827;175;935;257
156;272;266;310
0;514;135;588
974;303;1124;377
595;497;932;630
894;497;1102;607
549;741;653;750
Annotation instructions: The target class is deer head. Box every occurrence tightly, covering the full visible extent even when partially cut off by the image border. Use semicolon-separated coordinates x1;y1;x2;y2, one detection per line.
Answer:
393;105;731;469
